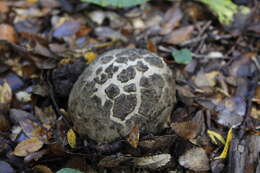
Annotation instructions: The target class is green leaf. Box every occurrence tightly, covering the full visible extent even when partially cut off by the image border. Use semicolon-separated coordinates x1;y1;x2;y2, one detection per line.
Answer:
81;0;149;7
171;48;192;64
57;168;83;173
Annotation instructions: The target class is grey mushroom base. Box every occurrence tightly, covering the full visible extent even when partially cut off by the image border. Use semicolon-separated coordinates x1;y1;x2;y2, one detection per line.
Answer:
67;48;176;143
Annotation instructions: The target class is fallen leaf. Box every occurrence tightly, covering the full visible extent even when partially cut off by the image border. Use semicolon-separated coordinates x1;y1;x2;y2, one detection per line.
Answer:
171;121;200;140
160;4;183;35
0;113;10;131
0;24;17;44
84;52;97;64
32;165;53;173
127;123;140;148
194;71;220;88
0;1;9;13
163;25;194;45
67;129;76;148
13;137;44;157
179;147;210;171
0;81;12;109
134;154;171;169
215;128;233;160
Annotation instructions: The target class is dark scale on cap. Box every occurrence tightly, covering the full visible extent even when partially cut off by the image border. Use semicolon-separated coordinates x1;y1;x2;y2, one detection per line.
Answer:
117;66;136;83
100;56;114;64
96;67;103;75
150;74;165;88
135;61;149;72
135;49;151;56
138;88;159;116
113;94;137;120
105;64;119;78
123;83;137;92
140;76;150;88
94;73;108;84
105;84;120;99
115;56;128;64
144;56;163;68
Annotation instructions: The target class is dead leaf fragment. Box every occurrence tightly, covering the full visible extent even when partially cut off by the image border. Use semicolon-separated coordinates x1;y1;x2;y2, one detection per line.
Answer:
0;1;9;13
127;124;140;148
178;147;210;171
134;154;171;169
163;25;194;45
13;137;44;157
0;81;12;109
194;71;220;88
32;165;53;173
67;129;76;148
0;24;17;44
84;52;97;64
215;96;246;127
0;113;10;131
160;4;183;35
171;121;200;140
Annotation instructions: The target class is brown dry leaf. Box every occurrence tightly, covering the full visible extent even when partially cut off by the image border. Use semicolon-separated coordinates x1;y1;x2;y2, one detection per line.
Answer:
253;86;260;104
163;25;194;45
251;106;260;120
67;129;76;148
139;135;176;151
194;71;220;88
0;81;12;109
171;121;200;140
127;124;140;148
0;113;10;131
98;155;133;168
160;4;183;35
24;149;48;163
0;1;9;13
146;40;157;53
34;106;56;128
134;154;171;169
32;165;53;173
13;137;44;157
178;147;210;171
228;52;256;77
215;96;246;127
0;24;17;43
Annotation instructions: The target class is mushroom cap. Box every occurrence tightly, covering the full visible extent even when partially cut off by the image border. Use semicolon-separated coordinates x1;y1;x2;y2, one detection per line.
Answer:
68;48;176;143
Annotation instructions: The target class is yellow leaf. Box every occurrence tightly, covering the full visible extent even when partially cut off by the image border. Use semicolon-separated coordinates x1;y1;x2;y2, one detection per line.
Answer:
207;130;226;145
13;137;44;157
67;128;76;148
215;128;233;160
33;165;53;173
0;81;12;104
127;124;140;148
84;52;97;64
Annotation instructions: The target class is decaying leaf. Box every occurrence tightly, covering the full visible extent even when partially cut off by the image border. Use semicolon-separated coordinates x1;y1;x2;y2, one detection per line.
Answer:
133;154;171;169
178;147;210;171
67;128;76;148
0;81;12;109
215;96;246;127
32;165;53;173
0;113;10;131
194;71;220;88
171;121;200;140
98;155;133;168
139;135;176;151
163;25;194;45
0;161;15;173
127;123;140;148
0;24;17;44
13;137;44;157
